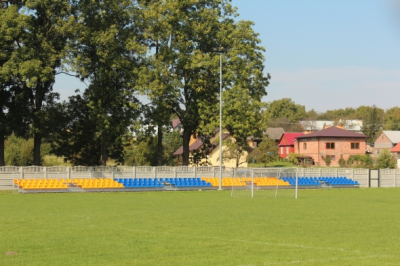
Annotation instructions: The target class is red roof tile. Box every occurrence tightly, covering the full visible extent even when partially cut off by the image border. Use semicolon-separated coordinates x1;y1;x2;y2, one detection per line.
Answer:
391;142;400;153
296;126;367;139
278;133;304;147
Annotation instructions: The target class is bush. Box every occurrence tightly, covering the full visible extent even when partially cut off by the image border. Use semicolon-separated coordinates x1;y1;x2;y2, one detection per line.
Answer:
347;154;373;168
338;157;346;167
375;149;397;169
288;153;302;165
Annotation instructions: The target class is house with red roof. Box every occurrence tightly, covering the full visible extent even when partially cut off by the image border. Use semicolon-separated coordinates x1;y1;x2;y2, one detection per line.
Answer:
390;142;400;169
278;132;304;158
294;126;368;166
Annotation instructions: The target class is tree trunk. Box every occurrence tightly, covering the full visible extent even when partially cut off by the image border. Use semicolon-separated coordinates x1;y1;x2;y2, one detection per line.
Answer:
157;123;163;166
33;133;41;166
0;134;4;166
182;129;191;166
100;135;107;166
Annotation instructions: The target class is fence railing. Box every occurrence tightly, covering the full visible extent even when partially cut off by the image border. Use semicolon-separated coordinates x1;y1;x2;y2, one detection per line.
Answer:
1;166;400;190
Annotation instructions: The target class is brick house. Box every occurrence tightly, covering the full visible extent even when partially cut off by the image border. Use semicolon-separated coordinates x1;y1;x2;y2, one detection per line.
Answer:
294;127;368;166
373;131;400;157
390;142;400;169
278;132;304;159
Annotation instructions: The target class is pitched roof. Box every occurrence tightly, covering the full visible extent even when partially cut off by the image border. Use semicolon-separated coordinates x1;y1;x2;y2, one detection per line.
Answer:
381;131;400;144
264;128;285;140
278;133;304;147
391;142;400;153
171;118;181;129
173;133;229;156
296;126;368;139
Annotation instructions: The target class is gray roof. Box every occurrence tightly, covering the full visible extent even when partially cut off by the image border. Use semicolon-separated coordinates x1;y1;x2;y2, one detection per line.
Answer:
381;131;400;144
264;128;285;140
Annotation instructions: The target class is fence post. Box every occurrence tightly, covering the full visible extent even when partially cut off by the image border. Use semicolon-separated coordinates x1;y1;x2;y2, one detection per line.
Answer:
351;168;354;181
395;170;397;188
112;167;115;180
67;167;71;180
213;167;216;178
194;167;197;178
44;167;47;179
336;168;338;178
20;167;24;179
89;167;93;178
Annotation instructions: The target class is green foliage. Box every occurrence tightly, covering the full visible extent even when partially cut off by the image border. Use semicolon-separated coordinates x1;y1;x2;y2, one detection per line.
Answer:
4;134;33;166
221;139;249;167
247;138;278;166
358;105;384;143
264;98;307;124
347;154;373;168
124;130;182;166
338;156;346;167
384;107;400;131
324;155;331;167
375;149;397;169
288;153;302;165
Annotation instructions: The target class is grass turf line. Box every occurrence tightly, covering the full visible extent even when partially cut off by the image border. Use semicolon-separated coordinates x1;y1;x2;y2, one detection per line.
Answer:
0;189;399;265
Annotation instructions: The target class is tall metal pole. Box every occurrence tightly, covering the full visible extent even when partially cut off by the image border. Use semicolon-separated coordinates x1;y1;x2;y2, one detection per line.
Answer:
219;53;222;190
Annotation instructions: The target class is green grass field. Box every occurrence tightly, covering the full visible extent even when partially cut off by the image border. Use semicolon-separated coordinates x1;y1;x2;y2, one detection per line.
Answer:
1;188;400;266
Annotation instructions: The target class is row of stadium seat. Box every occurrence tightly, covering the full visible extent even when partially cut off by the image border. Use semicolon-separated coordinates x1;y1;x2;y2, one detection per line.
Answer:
15;178;69;189
15;178;123;190
282;177;359;186
201;177;291;187
114;178;212;188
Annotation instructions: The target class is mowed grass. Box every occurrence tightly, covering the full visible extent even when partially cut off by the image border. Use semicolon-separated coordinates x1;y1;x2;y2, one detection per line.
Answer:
1;188;400;266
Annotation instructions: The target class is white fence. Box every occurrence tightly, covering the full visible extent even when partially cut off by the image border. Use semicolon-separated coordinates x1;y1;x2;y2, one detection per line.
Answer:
1;166;400;190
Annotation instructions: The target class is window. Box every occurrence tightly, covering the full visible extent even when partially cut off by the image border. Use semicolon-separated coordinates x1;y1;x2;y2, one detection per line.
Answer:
312;138;317;141
351;142;359;149
303;138;308;142
327;155;335;160
286;147;289;154
303;143;307;149
326;142;335;149
280;147;283;154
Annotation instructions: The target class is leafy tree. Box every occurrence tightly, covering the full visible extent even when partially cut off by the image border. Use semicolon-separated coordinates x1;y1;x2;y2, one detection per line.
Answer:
137;0;269;166
324;155;331;167
4;134;34;166
317;107;357;120
69;0;146;165
221;139;249;168
384;107;400;131
267;117;303;132
358;105;384;143
375;149;397;169
264;98;306;124
1;0;77;165
247;138;278;166
0;4;31;166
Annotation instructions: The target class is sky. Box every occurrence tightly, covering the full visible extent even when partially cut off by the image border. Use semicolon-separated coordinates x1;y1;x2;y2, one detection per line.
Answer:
54;0;400;112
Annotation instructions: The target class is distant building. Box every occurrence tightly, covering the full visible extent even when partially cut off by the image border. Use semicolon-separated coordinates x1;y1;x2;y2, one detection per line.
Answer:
299;120;363;132
171;118;183;132
263;127;285;145
294;126;368;166
173;130;248;167
390;142;400;169
278;132;304;159
373;131;400;157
